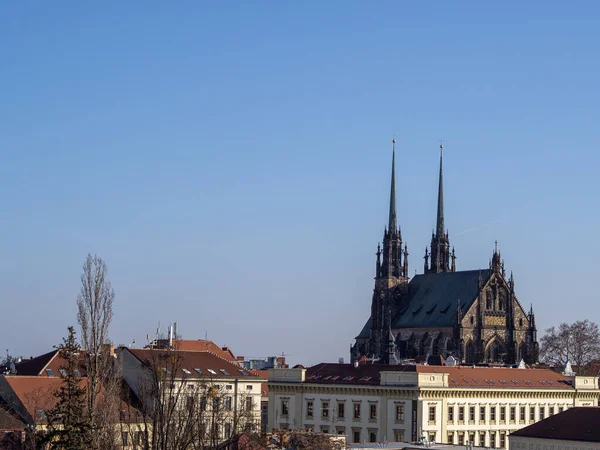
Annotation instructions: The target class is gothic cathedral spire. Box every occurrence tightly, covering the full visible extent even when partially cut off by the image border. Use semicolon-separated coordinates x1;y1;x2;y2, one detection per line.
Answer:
426;144;455;273
376;140;408;286
389;145;397;233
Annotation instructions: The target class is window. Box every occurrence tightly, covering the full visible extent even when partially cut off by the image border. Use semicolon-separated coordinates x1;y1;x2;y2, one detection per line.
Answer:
307;401;313;418
59;369;67;377
225;396;232;411
458;406;464;422
458;432;464;445
281;399;289;416
121;432;128;446
213;397;220;411
448;405;454;422
246;385;253;390
194;368;203;374
353;429;360;443
395;430;404;442
239;369;249;375
369;431;377;443
395;404;404;421
45;369;55;376
246;397;253;412
489;432;496;448
219;369;230;375
321;426;329;434
558;406;564;413
135;431;146;446
370;404;377;420
490;406;496;421
520;406;525;422
322;401;329;418
479;432;486;446
338;402;345;418
549;406;555;415
480;405;485;421
428;405;436;423
182;368;191;374
74;369;81;377
353;403;361;419
207;368;217;375
447;432;454;444
540;406;545;420
336;427;345;435
499;432;506;448
428;432;436;443
36;409;46;420
510;406;516;422
186;396;194;410
530;407;535;421
500;406;506;422
469;406;475;422
225;422;232;438
468;432;475;445
200;396;207;411
226;384;232;390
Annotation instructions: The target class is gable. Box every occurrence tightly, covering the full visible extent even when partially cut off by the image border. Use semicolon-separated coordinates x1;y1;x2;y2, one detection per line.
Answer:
392;270;489;328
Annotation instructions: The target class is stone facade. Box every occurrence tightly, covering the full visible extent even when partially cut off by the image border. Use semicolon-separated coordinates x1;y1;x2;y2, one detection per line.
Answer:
352;143;538;365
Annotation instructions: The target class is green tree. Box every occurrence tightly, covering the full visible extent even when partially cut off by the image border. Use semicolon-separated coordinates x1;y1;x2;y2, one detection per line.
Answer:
44;326;92;450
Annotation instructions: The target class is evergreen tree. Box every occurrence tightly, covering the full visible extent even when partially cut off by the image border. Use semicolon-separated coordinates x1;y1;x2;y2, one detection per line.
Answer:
44;326;92;450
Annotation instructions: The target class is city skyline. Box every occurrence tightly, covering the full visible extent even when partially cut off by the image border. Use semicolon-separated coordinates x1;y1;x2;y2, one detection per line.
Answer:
1;3;599;366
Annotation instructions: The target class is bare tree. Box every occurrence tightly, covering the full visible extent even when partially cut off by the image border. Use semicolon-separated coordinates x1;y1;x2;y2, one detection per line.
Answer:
77;253;116;449
126;345;260;450
540;320;600;374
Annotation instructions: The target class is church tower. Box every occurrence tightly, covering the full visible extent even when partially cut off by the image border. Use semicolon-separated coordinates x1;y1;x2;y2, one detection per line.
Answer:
375;140;409;289
369;140;409;363
425;144;455;273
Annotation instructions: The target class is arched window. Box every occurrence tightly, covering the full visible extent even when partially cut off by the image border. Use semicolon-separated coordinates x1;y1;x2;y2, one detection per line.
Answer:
486;290;492;310
465;341;475;364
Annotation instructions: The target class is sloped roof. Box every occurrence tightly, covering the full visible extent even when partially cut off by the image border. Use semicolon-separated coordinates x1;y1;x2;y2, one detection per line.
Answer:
173;340;237;361
416;366;575;389
14;350;87;377
355;317;371;340
298;363;576;390
125;348;261;379
510;407;600;442
0;376;88;425
392;269;489;328
14;350;57;376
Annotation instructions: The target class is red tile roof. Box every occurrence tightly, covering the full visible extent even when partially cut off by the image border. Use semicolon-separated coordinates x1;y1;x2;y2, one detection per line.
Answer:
416;365;575;389
0;376;88;424
125;348;261;379
172;340;237;361
511;407;600;442
302;363;577;389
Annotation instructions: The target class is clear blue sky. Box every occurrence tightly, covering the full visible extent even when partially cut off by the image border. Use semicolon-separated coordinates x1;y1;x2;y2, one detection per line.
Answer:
1;3;598;366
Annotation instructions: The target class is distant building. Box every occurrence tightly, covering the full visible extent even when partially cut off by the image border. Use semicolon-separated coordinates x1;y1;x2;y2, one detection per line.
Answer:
352;142;539;365
268;362;600;449
119;347;264;444
509;407;600;449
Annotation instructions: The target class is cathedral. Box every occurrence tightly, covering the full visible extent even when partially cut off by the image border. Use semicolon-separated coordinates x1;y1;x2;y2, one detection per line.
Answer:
351;141;539;365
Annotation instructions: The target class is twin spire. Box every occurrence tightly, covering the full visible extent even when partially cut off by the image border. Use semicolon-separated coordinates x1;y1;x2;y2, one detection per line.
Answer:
379;140;455;280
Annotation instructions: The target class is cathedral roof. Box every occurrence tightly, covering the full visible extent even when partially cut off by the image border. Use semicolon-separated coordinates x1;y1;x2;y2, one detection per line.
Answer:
392;269;490;329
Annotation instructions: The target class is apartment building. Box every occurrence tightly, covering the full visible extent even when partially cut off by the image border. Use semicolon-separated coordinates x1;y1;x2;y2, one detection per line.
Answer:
268;363;600;448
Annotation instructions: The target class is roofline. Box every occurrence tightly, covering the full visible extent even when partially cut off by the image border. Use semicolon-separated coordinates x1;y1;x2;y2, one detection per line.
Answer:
121;347;263;380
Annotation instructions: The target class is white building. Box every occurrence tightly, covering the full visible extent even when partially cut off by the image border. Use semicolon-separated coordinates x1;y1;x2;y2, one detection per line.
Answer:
268;362;600;449
119;347;264;444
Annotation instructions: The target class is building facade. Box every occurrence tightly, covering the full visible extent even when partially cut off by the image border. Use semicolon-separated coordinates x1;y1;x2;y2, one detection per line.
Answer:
268;364;600;448
352;142;538;365
119;347;264;445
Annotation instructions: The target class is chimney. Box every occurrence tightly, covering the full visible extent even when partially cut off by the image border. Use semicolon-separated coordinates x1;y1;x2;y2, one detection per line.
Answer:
168;325;173;348
353;361;359;368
